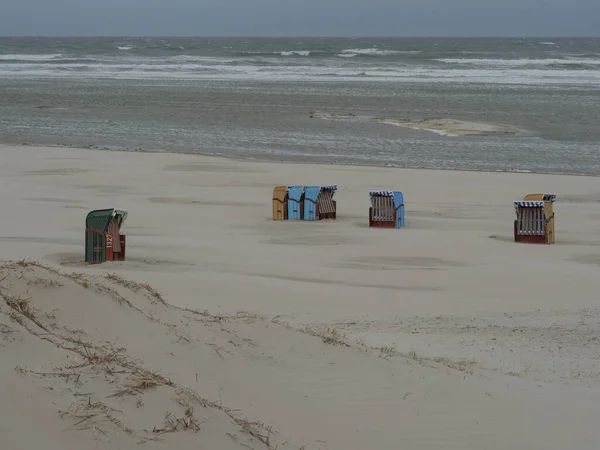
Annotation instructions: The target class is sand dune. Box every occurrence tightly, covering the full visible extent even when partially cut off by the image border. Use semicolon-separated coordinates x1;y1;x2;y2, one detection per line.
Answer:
1;144;600;449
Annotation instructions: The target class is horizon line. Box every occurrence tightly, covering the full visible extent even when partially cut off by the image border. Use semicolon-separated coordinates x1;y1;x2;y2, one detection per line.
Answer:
1;35;599;39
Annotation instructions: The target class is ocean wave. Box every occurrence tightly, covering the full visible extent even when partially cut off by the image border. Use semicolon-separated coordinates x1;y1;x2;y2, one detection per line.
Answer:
117;46;133;51
435;58;600;67
341;48;421;56
279;51;311;56
540;41;557;45
0;53;64;61
2;62;600;85
547;62;599;70
235;50;322;57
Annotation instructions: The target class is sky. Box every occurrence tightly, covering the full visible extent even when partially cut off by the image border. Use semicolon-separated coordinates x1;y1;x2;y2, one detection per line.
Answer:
1;0;599;37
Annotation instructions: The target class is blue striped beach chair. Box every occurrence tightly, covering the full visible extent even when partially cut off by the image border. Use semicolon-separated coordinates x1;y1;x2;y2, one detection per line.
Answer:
287;185;305;220
303;185;337;220
369;191;404;228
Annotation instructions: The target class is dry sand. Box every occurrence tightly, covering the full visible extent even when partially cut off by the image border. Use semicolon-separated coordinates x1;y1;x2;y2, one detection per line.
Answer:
1;144;600;450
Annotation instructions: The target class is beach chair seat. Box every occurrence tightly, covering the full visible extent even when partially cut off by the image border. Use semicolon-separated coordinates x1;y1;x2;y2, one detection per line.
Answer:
369;191;404;228
85;208;128;263
513;194;555;244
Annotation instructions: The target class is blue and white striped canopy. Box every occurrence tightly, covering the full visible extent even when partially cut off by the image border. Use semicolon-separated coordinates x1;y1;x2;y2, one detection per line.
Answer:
322;185;337;192
369;190;394;197
543;194;557;202
514;201;544;208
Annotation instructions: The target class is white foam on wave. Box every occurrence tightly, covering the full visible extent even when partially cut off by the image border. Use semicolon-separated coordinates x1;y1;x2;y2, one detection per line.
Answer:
117;46;133;51
279;51;311;56
335;53;357;58
2;58;600;85
540;41;557;45
169;55;234;63
341;48;421;56
436;58;600;67
0;53;63;61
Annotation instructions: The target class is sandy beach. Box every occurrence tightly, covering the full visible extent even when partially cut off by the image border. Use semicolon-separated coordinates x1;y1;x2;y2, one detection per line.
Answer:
2;144;600;449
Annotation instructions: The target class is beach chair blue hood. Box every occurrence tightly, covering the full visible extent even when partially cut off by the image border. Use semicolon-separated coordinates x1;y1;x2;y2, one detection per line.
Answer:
287;185;304;220
303;185;321;220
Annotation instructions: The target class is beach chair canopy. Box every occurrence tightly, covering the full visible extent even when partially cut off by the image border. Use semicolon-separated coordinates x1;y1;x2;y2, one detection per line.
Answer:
369;190;394;198
514;201;544;210
86;208;128;233
322;185;338;195
273;186;288;199
287;185;304;201
514;196;555;217
524;193;556;202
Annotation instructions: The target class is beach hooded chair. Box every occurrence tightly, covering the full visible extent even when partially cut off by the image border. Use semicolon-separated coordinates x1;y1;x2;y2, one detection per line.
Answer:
513;194;556;244
287;185;305;220
85;208;128;264
303;185;337;220
369;191;405;228
272;185;288;220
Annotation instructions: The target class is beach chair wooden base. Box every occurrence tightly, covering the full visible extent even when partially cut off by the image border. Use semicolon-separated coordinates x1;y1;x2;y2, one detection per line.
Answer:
86;230;127;263
114;235;127;261
316;201;337;220
318;211;337;220
369;208;397;228
513;221;553;244
271;203;288;221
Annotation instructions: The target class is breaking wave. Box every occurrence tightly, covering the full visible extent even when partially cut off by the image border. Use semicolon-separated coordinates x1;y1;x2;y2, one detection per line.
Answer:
340;48;422;56
436;58;600;67
0;53;64;61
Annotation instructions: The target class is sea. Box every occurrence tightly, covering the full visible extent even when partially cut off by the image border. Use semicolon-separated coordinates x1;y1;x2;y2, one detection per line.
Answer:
1;37;599;175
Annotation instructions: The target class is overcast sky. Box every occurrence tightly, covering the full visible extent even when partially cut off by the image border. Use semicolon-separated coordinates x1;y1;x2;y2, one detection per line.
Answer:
1;0;599;37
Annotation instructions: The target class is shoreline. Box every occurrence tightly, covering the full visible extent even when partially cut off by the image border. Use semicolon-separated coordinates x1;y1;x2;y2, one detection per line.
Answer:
4;142;598;178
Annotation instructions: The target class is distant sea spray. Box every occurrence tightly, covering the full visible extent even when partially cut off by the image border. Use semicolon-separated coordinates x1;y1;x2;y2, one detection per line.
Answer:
0;37;599;85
